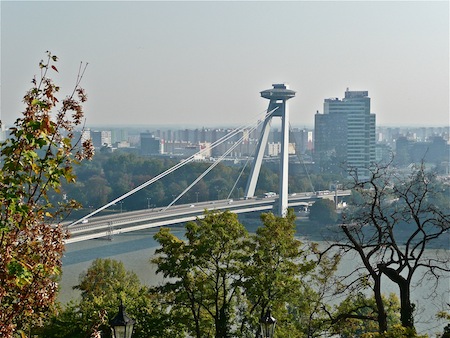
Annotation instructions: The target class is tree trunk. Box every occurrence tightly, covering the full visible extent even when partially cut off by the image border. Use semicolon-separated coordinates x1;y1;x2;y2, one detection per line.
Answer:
374;276;388;333
216;305;229;338
399;281;415;330
378;264;416;331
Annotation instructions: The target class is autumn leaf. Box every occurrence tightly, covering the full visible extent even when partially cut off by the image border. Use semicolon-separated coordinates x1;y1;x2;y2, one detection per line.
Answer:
0;52;92;337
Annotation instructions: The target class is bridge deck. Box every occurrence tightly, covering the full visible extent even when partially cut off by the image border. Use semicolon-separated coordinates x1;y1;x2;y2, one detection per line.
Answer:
66;191;350;243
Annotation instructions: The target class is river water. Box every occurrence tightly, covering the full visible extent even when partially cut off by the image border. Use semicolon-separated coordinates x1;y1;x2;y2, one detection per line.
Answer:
60;224;449;337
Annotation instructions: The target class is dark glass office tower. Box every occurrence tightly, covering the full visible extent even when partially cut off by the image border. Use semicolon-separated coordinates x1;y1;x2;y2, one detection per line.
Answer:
314;89;376;179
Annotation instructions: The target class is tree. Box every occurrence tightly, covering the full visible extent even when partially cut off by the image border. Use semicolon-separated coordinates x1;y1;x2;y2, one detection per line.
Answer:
75;258;141;300
324;162;450;334
39;258;176;338
0;52;93;337
84;175;112;207
309;198;338;224
328;293;401;337
152;208;340;338
239;209;323;337
152;210;249;338
71;258;142;338
285;245;341;338
437;310;450;338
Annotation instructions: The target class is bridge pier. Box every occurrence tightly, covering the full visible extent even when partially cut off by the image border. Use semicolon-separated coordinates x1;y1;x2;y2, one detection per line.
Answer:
244;84;296;217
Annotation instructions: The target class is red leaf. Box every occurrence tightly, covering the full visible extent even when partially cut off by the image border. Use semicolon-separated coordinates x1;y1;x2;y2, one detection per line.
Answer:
51;65;59;73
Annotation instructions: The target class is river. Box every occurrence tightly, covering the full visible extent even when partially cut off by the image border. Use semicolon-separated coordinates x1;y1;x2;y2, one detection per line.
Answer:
60;224;449;337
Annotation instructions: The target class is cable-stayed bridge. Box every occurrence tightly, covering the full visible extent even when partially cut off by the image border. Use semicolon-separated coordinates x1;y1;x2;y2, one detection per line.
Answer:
67;84;349;243
66;190;351;244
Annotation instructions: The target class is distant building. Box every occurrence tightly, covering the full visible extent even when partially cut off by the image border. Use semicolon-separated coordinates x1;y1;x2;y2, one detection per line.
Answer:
267;142;296;157
394;136;449;168
291;128;314;153
314;89;376;179
108;128;129;144
73;129;91;145
375;143;392;164
91;130;112;148
140;131;162;156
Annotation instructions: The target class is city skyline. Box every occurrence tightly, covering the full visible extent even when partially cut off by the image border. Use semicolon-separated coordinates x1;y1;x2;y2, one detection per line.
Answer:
1;1;449;128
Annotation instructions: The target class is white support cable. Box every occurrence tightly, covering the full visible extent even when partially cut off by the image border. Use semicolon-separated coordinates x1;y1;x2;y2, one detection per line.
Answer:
226;155;252;200
71;129;244;225
70;157;195;225
70;107;278;226
164;107;280;209
225;117;271;200
163;117;266;210
163;142;240;210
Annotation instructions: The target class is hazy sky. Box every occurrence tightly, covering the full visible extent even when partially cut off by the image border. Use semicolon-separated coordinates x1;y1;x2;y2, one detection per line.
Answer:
1;1;449;128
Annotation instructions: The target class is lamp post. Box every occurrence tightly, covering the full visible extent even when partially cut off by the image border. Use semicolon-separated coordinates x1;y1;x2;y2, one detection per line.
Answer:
216;187;220;200
147;197;151;209
110;303;135;338
260;308;276;338
195;191;199;203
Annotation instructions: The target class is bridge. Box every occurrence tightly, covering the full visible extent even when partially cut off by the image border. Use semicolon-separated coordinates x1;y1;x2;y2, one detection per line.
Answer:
68;83;349;243
66;190;351;243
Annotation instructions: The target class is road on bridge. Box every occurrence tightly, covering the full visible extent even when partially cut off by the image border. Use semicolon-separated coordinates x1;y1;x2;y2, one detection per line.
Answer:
66;190;351;244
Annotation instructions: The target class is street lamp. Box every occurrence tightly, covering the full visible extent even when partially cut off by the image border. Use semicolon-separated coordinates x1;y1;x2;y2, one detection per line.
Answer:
216;187;220;200
260;308;276;338
147;197;151;209
110;303;135;338
195;191;199;203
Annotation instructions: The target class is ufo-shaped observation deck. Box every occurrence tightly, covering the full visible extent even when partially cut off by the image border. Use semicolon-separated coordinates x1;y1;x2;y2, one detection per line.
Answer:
260;83;296;101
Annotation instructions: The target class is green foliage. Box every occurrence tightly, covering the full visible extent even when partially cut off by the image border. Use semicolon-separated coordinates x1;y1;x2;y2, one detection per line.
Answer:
59;148;351;214
152;209;334;338
309;198;338;224
360;324;428;338
153;210;248;337
39;258;175;338
74;258;141;301
239;209;315;335
0;52;93;337
37;209;424;338
330;293;401;337
437;311;450;338
283;242;341;338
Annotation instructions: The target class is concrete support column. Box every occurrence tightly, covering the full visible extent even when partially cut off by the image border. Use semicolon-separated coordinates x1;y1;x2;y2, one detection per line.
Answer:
279;100;289;217
244;84;295;217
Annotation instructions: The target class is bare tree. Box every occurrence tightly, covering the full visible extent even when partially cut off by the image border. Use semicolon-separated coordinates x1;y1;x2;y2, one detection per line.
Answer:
323;162;450;334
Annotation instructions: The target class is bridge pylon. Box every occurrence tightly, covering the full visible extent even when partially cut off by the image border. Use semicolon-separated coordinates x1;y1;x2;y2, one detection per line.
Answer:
244;83;296;217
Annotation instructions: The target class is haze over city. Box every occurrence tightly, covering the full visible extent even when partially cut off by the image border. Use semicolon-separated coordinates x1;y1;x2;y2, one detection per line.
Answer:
1;1;449;128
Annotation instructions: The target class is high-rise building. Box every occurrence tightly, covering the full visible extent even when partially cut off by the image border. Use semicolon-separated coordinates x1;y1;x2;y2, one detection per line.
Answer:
140;131;162;156
314;89;376;179
91;130;112;148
